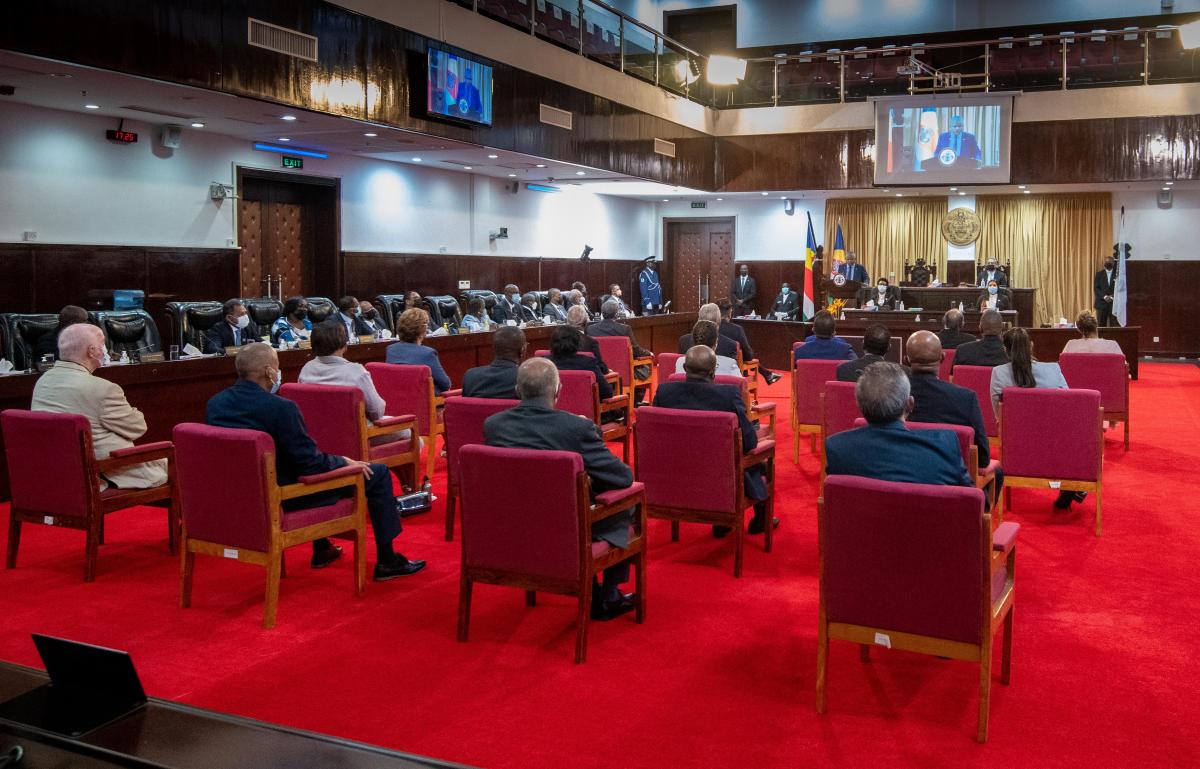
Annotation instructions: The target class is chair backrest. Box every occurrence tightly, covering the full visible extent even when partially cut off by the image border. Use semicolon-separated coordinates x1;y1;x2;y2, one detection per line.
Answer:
459;444;585;581
443;396;518;488
374;294;406;331
906;421;975;471
366;363;435;434
305;297;336;324
634;406;739;514
1058;353;1128;412
555;370;600;420
999;388;1102;481
1;410;93;518
425;295;462;329
1;313;58;370
951;365;999;437
173;423;274;551
93;309;161;358
278;383;365;459
657;352;683;383
534;349;594;359
594;335;634;389
821;475;987;644
938;347;957;381
240;298;284;331
165;301;223;351
821;381;861;439
665;373;749;408
838;335;902;363
793;360;843;425
460;289;497;312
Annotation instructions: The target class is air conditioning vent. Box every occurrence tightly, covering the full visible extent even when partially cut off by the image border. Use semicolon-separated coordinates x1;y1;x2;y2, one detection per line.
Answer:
248;18;319;63
653;138;677;158
539;104;573;130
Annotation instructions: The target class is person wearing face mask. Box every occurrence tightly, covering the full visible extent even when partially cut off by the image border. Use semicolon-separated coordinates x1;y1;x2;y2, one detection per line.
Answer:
1094;255;1118;327
206;342;426;580
977;257;1009;288
271;296;312;346
602;284;632;318
857;278;901;310
771;282;800;320
337;296;374;340
977;279;1012;311
31;323;168;490
204;299;261;354
490;283;528;324
358;300;385;335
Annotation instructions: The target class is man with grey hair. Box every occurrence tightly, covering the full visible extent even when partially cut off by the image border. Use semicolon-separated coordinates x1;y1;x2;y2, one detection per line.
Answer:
678;303;738;357
588;300;651;378
937;308;976;350
566;304;609;373
32;323;168;490
483;358;639;621
824;361;972;487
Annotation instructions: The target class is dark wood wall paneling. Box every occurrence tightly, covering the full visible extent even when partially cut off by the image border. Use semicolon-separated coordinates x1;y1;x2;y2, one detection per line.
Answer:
1126;260;1200;356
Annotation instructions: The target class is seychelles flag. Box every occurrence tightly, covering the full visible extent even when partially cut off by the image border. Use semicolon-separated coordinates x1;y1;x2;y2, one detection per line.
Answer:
803;212;817;321
832;220;846;265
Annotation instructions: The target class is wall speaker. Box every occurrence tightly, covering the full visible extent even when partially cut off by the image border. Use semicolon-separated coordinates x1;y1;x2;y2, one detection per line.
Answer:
783;198;795;216
1157;189;1173;208
159;125;183;149
504;181;520;195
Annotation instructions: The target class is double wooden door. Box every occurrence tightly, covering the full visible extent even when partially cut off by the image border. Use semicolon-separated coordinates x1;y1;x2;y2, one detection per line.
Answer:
237;172;339;300
665;219;735;314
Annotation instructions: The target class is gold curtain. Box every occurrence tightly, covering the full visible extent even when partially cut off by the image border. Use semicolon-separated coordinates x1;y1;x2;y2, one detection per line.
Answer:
823;197;946;286
976;192;1112;326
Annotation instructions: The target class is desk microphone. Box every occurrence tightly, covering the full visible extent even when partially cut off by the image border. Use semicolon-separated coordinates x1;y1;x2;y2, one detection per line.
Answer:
661;301;672;314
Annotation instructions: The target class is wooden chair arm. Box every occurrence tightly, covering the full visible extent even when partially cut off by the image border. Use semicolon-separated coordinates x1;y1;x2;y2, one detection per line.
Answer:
96;442;174;473
741;441;776;470
279;465;362;500
367;415;417;439
588;483;645;523
633;356;653;368
441;388;464;399
753;402;777;414
992;521;1019;554
599;393;630;415
604;372;620;388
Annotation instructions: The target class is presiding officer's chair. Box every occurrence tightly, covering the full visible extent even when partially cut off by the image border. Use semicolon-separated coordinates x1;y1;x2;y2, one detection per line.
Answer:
442;396;519;542
173;423;367;629
457;444;647;663
1;409;177;582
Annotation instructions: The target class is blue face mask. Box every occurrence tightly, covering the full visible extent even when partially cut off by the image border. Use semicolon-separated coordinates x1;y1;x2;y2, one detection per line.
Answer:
269;367;282;394
988;285;998;295
781;287;790;295
511;293;521;303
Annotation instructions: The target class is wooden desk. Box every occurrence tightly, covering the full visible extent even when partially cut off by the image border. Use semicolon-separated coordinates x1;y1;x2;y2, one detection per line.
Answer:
889;287;1037;328
0;662;464;768
0;313;696;501
842;309;1018;326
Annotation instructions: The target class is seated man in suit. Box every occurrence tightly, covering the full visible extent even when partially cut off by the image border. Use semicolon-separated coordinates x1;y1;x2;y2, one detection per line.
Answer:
857;278;901;310
548;325;613;402
32;323;168;490
675;320;742;378
462;326;526;399
770;283;800;320
204;299;261;354
937;308;976;350
654;345;776;538
716;299;781;385
385;308;452;393
491;284;528;324
589;300;651;382
519;293;542;323
977;257;1009;288
208;343;424;579
33;304;89;362
358;300;386;336
795;310;857;362
952;309;1009;371
604;284;632;317
825;361;973;487
679;303;738;358
837;324;904;381
336;295;374;340
484;358;636;620
542;288;569;323
565;305;609;373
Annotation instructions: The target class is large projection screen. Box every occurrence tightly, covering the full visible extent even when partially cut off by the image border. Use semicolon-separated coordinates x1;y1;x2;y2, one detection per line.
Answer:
873;94;1014;186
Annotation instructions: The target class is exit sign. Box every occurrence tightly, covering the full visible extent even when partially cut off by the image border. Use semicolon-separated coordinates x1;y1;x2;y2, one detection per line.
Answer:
105;129;138;144
691;201;707;209
282;155;304;169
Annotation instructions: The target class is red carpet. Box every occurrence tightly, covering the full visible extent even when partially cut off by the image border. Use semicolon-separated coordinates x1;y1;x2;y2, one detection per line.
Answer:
1;363;1198;768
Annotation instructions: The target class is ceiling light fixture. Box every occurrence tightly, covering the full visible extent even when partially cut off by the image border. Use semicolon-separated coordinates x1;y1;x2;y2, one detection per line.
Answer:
487;154;499;159
895;193;903;197
1165;181;1175;185
363;132;377;137
464;166;473;170
1023;189;1031;194
411;157;422;162
84;104;100;110
190;122;205;128
507;173;517;177
1018;184;1026;189
575;171;586;176
716;198;723;201
278;137;291;142
536;164;547;168
48;72;72;78
958;191;966;196
1162;186;1170;191
662;198;669;202
949;187;958;191
761;191;769;196
280;115;297;121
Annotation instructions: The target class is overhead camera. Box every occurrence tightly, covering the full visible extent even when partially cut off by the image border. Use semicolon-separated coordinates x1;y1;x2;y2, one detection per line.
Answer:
580;245;593;261
489;227;509;241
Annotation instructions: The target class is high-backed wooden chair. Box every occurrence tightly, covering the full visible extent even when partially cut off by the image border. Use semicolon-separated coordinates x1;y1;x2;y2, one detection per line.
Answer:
1058;352;1130;450
442;396;519;541
367;363;461;479
594;335;653;405
556;370;633;460
791;359;843;462
818;381;861;482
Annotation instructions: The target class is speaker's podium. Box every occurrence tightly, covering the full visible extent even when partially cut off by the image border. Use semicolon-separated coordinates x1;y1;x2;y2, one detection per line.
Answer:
819;277;862;310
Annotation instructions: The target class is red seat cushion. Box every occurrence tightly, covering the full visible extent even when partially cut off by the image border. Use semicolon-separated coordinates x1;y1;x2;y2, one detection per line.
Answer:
369;439;413;462
281;498;356;532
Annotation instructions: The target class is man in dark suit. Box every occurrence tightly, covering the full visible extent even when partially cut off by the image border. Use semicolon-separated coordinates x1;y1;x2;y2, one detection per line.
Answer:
462;326;525;399
951;309;1009;371
548;325;613;402
337;296;374;339
484;358;636;620
730;264;757;317
833;251;869;284
1094;255;1117;327
653;346;776;537
542;288;569;322
565;305;609;373
204;299;262;354
837;325;904;381
937;308;976;350
589;300;651;382
976;257;1009;288
679;304;738;357
716;299;781;384
205;343;426;580
932;115;982;168
795;310;857;361
825;361;972;488
856;279;902;310
491;284;535;324
771;282;800;320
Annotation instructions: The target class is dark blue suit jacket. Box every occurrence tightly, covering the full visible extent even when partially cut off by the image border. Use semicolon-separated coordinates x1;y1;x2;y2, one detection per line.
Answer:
461;358;519;400
908;371;991;466
825;420;972;488
834;262;869;283
385;342;452;393
796;336;857;361
551;353;612;400
934;131;982;163
203;320;262;354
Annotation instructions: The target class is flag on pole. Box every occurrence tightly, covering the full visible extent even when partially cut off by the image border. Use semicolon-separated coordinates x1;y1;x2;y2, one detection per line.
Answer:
803;212;817;321
832;220;846;265
1113;205;1128;327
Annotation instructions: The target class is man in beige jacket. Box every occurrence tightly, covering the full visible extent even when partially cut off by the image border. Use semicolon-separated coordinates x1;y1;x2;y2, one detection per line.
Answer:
31;324;167;490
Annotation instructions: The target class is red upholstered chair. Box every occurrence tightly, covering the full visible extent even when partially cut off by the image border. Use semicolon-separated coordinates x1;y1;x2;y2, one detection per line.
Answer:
818;381;861;483
536;349;620;391
1058;352;1130;450
733;342;760;400
278;383;419;489
594;335;652;404
656;352;683;387
791;359;843;462
456;444;647;663
634;406;775;577
173;423;366;629
951;365;1000;452
939;348;957;381
443;396;519;542
2;409;177;582
366;363;461;480
998;388;1104;535
817;475;1018;743
556;370;632;460
666;373;776;440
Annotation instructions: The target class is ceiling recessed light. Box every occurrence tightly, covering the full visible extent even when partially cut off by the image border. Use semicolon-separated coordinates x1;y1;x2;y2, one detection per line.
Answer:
761;192;769;196
1165;181;1175;185
363;132;377;137
411;157;422;162
1023;189;1031;194
190;122;205;128
575;171;586;176
662;198;670;202
895;193;903;197
280;115;297;121
949;187;958;191
464;166;473;170
716;198;723;201
487;154;498;159
1018;184;1026;189
278;137;291;142
507;173;517;177
84;104;100;110
536;164;547;168
48;72;72;78
1162;186;1170;191
958;191;966;196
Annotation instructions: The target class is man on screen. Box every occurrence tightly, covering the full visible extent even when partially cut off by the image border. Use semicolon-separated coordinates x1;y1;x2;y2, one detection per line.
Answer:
455;66;483;120
932;115;982;169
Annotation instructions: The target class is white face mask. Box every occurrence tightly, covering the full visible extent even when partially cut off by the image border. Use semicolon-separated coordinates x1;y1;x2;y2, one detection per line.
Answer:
877;284;887;294
269;367;282;394
234;314;250;329
781;287;790;295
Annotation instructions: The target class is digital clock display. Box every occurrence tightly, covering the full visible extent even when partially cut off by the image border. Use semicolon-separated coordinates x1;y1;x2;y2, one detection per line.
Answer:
105;129;138;144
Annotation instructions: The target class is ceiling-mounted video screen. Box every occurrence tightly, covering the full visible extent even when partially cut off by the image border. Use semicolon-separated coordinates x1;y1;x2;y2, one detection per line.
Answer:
427;45;494;127
874;94;1013;186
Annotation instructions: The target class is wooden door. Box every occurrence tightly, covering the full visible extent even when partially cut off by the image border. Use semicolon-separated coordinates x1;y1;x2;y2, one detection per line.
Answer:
665;219;735;313
238;172;338;300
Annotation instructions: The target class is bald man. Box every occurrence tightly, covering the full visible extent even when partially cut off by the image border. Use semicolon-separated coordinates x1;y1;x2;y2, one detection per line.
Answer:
483;358;637;621
653;346;776;537
906;330;995;474
937;308;976;350
205;343;425;580
31;323;168;490
950;309;1009;371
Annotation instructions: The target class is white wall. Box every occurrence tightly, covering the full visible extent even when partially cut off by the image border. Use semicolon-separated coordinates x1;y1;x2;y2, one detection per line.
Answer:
0;101;655;260
1114;188;1200;261
654;197;824;261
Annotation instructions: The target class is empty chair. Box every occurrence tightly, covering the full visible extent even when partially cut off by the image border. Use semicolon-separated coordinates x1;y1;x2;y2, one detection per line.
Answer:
457;444;647;663
174;423;367;629
367;362;453;480
594;335;653;405
999;388;1103;534
818;475;1017;743
635;406;775;577
1058;353;1130;450
92;309;161;360
241;298;284;332
0;313;59;370
166;301;224;352
988;37;1020;87
425;295;463;329
555;369;632;460
442;396;519;541
373;294;407;332
951;365;1000;451
1081;30;1116;80
2;409;177;582
791;359;843;461
305;297;337;324
1113;27;1145;81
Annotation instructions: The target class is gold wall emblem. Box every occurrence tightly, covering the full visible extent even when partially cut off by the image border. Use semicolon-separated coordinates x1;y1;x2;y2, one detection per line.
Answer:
941;207;981;246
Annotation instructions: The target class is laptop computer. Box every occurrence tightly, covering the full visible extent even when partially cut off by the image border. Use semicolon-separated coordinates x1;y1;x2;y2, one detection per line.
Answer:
0;634;147;737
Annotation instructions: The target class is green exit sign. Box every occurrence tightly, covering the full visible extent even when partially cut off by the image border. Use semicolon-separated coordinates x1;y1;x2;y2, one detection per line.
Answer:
282;155;304;169
691;201;707;209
